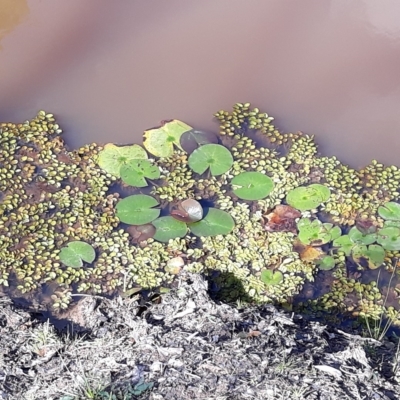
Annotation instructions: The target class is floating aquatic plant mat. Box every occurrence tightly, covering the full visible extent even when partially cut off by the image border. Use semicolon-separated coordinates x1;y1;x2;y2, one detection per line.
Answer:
1;104;400;333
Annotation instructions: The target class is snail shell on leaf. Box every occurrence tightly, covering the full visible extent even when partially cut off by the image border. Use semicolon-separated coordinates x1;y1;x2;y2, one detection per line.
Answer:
171;199;203;223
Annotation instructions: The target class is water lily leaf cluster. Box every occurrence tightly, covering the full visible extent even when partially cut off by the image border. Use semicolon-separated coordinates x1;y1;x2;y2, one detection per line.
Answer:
332;222;400;269
297;218;341;246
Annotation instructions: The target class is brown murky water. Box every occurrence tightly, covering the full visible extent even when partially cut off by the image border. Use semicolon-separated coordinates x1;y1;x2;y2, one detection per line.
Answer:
1;0;400;168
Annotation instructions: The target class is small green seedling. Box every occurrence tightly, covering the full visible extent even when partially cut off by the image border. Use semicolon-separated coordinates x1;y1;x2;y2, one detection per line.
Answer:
260;269;283;285
59;241;96;268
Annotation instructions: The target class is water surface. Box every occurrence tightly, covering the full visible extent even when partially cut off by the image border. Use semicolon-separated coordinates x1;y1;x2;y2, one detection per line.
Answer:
1;0;400;167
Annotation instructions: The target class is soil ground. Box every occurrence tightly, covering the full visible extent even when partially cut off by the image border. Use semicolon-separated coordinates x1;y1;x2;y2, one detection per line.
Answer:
1;272;400;400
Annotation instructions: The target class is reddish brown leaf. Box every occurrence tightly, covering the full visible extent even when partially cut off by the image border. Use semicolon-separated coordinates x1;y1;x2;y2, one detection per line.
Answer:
264;205;301;233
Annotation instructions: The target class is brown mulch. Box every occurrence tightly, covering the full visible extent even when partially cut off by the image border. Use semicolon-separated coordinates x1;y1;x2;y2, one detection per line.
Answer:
1;272;400;400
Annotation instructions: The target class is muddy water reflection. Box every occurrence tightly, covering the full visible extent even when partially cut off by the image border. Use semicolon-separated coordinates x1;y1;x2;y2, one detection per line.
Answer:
1;1;400;167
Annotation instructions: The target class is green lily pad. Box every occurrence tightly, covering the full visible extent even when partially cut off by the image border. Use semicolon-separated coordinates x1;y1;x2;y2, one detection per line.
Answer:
329;225;342;241
384;220;400;229
348;226;377;245
97;144;148;177
116;194;160;225
377;226;400;250
286;184;330;211
59;241;96;268
317;255;336;270
188;144;233;176
231;172;274;200
143;119;192;158
171;199;203;223
366;244;385;269
152;216;187;242
180;129;218;154
260;269;283;285
120;159;160;187
332;235;354;256
352;244;385;269
188;208;235;237
378;202;400;221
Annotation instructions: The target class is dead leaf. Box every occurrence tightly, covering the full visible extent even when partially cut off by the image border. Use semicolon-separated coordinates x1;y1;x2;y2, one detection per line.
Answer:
264;205;301;233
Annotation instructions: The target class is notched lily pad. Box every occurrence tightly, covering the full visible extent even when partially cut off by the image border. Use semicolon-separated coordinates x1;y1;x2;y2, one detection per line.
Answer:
116;194;160;225
59;241;96;268
352;244;385;269
188;144;233;176
333;235;354;256
378;201;400;221
377;226;400;250
180;129;218;154
171;199;203;223
120;159;160;187
286;184;330;211
97;144;148;177
231;171;274;200
260;269;283;286
348;226;377;245
152;216;187;242
188;208;234;237
143;119;192;158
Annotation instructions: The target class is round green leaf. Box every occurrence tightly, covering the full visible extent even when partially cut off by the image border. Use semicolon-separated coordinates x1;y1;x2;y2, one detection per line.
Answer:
260;269;283;285
348;226;377;245
231;172;274;200
378;202;400;221
366;244;385;269
97;144;148;177
120;159;160;187
143;119;192;157
351;244;368;262
188;144;233;176
329;226;342;241
188;208;235;237
152;216;187;242
317;256;335;270
116;195;160;225
377;227;400;250
180;129;218;154
59;241;95;268
286;184;330;211
332;235;354;256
